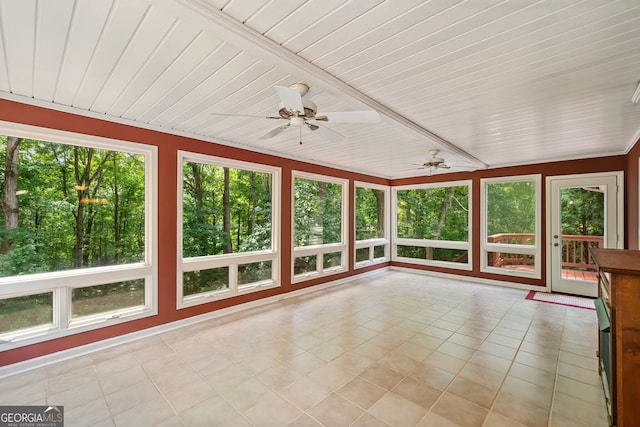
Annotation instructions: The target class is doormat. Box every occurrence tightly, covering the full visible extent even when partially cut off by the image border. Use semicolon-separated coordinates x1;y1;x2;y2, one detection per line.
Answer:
525;290;595;310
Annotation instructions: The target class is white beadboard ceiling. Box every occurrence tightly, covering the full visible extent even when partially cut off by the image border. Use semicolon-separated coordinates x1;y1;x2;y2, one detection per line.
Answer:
1;0;640;178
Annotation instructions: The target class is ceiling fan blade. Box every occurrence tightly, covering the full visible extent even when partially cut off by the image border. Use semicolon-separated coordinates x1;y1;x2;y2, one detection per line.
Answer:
259;123;291;140
445;162;477;170
274;86;304;113
312;124;345;142
210;112;275;119
314;111;381;123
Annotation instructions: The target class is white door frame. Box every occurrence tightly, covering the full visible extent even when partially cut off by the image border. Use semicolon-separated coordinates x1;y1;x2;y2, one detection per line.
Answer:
545;172;624;296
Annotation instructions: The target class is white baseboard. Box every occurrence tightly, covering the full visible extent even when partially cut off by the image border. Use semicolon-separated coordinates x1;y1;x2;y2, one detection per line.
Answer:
389;266;547;292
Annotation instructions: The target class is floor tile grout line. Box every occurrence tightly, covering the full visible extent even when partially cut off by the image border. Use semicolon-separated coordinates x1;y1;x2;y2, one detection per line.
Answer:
18;272;607;426
483;301;542;427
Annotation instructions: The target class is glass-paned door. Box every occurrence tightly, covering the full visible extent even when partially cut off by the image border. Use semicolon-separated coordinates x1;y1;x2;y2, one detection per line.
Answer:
549;173;621;297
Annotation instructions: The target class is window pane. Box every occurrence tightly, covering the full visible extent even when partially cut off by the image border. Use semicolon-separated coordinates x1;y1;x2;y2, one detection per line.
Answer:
323;252;342;269
0;136;145;277
0;292;53;333
374;245;385;259
294;178;342;247
431;248;467;263
397;245;426;259
356;248;369;262
486;181;535;245
238;261;272;286
396;186;469;241
182;162;272;257
397;245;467;263
294;255;316;275
183;267;229;296
356;187;384;240
72;280;145;318
487;251;535;271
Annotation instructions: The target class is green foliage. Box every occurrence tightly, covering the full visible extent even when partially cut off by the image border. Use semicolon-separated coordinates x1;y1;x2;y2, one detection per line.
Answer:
561;187;604;235
396;186;469;241
355;187;384;240
238;261;272;285
0;136;145;277
396;245;467;263
71;280;145;317
486;181;535;237
0;292;52;333
183;268;229;296
182;163;272;257
294;178;342;246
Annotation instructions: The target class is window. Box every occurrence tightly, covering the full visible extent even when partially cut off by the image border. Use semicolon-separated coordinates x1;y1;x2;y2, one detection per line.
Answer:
0;123;156;348
481;175;541;278
293;172;347;282
393;181;471;269
178;152;279;307
354;182;390;268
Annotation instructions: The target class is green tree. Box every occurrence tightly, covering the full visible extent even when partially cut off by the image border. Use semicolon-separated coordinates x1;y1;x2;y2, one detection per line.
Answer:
0;136;145;277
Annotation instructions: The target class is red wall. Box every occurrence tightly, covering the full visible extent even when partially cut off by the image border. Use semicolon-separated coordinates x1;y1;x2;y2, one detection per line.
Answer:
0;99;389;366
0;98;637;366
392;156;627;286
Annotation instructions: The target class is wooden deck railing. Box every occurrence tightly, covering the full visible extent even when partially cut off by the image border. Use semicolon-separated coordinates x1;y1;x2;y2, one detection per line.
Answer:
488;233;603;271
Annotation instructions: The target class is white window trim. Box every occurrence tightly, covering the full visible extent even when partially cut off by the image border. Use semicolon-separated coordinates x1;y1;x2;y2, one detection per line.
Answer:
354;181;390;269
177;152;281;308
292;171;348;283
480;174;542;279
392;180;472;271
0;121;157;350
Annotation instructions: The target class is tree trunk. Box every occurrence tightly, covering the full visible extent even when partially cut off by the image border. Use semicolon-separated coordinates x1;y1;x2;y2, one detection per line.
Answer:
222;167;232;254
72;148;110;267
113;154;120;263
190;163;209;254
249;171;257;235
2;136;22;253
311;181;326;245
374;189;384;238
426;187;456;260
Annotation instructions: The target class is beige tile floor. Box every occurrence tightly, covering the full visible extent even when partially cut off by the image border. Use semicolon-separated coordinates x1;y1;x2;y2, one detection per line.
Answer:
0;271;608;426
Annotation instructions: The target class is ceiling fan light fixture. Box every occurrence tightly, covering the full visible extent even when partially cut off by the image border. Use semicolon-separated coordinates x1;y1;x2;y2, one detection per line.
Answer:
290;116;305;126
632;81;640;104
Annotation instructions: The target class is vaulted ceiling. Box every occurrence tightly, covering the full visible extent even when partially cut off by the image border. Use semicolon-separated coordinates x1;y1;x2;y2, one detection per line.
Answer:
1;0;640;178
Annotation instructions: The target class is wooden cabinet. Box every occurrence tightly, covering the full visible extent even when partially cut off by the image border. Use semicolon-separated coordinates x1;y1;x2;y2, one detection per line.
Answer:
590;248;640;427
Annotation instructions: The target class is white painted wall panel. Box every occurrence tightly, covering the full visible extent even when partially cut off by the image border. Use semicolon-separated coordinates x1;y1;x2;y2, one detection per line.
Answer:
106;20;202;117
33;0;75;101
264;0;345;45
55;0;113;106
72;0;150;109
1;0;640;177
134;38;237;123
0;0;35;97
91;6;177;113
281;0;384;54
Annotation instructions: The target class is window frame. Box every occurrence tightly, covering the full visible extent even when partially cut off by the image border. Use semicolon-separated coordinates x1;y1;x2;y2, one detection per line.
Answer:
0;121;157;349
292;171;348;283
480;174;542;278
354;181;390;269
392;180;472;270
177;151;281;308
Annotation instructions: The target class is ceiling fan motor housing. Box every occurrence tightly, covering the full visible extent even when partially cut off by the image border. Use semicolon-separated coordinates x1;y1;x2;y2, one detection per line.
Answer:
278;98;318;119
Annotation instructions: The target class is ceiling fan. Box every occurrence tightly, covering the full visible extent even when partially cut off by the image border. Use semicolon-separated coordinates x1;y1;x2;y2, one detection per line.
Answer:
211;83;380;144
417;149;476;175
